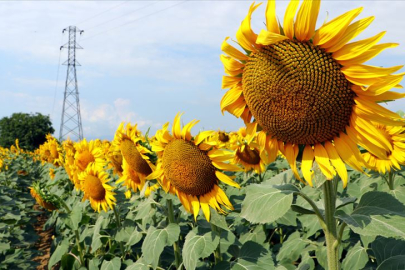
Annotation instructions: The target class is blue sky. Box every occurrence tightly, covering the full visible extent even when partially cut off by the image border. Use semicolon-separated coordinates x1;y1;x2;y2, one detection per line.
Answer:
0;1;404;141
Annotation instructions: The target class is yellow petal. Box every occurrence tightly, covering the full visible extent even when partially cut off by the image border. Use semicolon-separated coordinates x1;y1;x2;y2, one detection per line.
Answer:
181;120;199;141
266;0;280;34
215;186;234;210
314;143;335;179
195;130;214;145
212;161;242;172
283;0;300;40
220;87;243;113
355;97;405;122
265;136;279;164
223;95;247;118
177;190;192;213
324;142;348;188
199;194;211;221
215;171;240;188
294;0;320;41
338;43;398;66
190;195;200;221
313;7;362;47
236;2;262;52
334;133;366;173
172;113;183;139
256;29;288;45
222;76;241;89
326;16;375;52
301;145;314;186
221;37;249;61
333;32;386;61
283;143;303;182
341;64;403;79
365;74;405;96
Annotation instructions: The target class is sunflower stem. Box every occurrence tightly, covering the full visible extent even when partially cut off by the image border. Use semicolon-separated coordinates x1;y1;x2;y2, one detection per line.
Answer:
388;171;395;190
323;179;340;270
113;205;126;258
167;199;182;268
210;224;222;264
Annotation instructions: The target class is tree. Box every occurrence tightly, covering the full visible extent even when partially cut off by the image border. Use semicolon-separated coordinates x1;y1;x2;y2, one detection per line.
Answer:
0;112;55;151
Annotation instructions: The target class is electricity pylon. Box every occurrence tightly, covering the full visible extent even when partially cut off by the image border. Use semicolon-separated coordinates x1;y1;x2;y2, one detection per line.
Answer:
59;26;84;142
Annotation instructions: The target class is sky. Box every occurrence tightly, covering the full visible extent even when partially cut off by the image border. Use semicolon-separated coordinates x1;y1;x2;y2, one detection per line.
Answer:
0;0;404;141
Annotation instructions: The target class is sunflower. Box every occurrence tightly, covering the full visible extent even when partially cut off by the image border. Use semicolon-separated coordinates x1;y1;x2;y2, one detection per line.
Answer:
49;168;56;180
62;139;79;188
113;123;154;183
117;158;146;196
211;130;238;150
220;0;405;187
232;123;268;174
363;124;405;174
148;113;241;221
30;182;58;211
38;135;63;167
74;139;106;172
79;166;116;212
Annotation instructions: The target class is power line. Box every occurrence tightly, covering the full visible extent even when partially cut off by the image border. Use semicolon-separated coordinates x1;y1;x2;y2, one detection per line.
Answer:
85;2;157;32
51;33;65;120
81;1;188;42
76;1;129;26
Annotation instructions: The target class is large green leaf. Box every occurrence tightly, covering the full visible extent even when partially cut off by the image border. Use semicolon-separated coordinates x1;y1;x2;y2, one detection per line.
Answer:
276;232;307;264
376;255;405;270
371;237;405;265
91;215;104;251
336;191;405;238
341;242;369;270
142;223;180;269
48;239;69;270
182;230;220;270
241;184;297;224
100;257;121;270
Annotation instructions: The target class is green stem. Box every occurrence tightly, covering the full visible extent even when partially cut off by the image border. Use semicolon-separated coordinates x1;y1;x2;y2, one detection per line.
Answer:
388;171;395;190
74;229;85;265
59;198;85;266
167;199;182;268
323;179;339;270
294;192;326;231
334;222;347;250
211;224;222;264
113;205;126;258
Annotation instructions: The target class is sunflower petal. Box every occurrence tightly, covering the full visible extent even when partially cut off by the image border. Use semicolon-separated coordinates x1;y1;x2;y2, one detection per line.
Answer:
215;170;240;188
199;194;211;221
222;76;242;89
172;113;183;139
221;37;249;61
314;143;335;179
256;29;288;45
283;0;300;40
283;143;303;182
236;2;262;51
333;31;386;61
181;120;199;141
301;145;314;186
266;0;280;34
324;142;348;188
338;43;398;66
326;16;375;52
190;195;200;221
313;7;362;47
220;87;243;113
294;0;320;41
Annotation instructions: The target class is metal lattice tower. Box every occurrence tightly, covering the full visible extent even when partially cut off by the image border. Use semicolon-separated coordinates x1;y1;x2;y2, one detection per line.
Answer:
59;26;84;142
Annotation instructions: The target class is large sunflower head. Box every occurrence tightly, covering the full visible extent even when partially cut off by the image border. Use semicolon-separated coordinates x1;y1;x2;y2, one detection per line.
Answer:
363;123;405;174
113;122;154;181
79;166;116;212
148;113;242;221
221;0;405;187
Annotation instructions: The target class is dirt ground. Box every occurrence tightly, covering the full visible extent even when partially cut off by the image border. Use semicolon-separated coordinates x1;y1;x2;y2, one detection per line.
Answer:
33;205;54;270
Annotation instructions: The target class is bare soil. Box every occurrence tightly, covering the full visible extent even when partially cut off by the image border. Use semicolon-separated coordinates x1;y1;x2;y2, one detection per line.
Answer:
33;205;54;270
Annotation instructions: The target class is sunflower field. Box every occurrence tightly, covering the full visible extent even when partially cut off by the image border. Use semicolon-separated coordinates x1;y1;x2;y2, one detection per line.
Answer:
2;0;405;269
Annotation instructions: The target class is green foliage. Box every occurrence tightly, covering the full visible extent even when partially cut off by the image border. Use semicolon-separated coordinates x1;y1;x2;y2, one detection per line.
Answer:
0;112;54;151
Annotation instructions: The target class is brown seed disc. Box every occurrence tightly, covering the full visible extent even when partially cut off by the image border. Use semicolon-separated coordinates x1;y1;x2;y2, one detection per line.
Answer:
236;147;261;165
242;39;355;145
162;139;217;196
84;175;106;200
120;139;152;176
218;132;230;143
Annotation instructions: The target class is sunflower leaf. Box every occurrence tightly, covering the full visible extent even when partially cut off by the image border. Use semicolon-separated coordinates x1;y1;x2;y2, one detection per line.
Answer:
141;223;180;269
241;184;295;224
370;237;405;265
182;230;220;270
341;241;369;270
336;191;405;238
